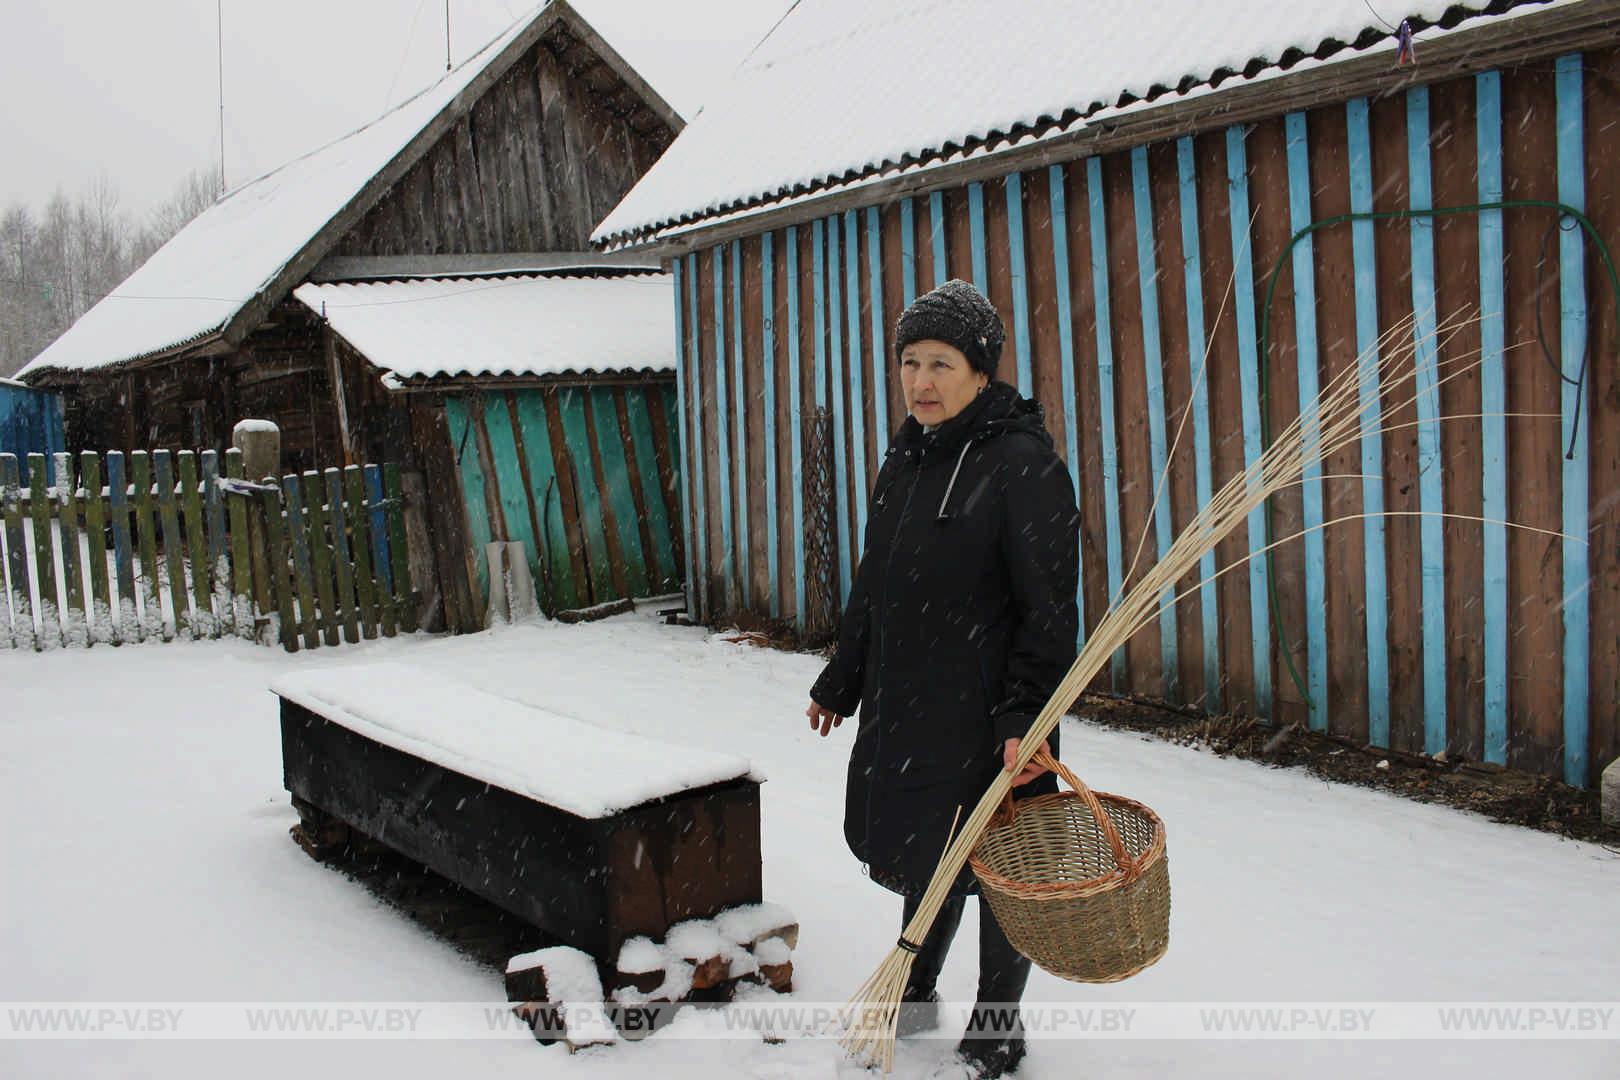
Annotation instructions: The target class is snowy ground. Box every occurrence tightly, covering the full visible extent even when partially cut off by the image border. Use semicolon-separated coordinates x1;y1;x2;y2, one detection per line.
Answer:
3;610;1617;1078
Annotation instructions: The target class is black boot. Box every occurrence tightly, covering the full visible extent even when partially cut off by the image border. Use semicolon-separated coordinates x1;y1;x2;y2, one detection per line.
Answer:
950;899;1031;1077
896;892;965;1037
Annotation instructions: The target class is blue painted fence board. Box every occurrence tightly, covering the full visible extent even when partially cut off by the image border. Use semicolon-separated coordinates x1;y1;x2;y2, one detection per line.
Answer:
968;182;988;292
827;216;853;606
1225;124;1275;720
1130;145;1180;702
1286;111;1329;732
867;206;889;445
1556;53;1589;787
673;257;698;615
1176;137;1222;711
686;253;709;621
1406;87;1449;754
900;197;918;307
1087;157;1128;688
1347;97;1392;746
1006;172;1034;395
844;211;868;542
712;246;736;611
930;192;948;289
1475;71;1509;766
1047;163;1085;644
787;226;808;630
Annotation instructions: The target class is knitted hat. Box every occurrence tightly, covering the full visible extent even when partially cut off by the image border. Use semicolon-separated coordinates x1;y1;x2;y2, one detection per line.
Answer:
893;278;1005;379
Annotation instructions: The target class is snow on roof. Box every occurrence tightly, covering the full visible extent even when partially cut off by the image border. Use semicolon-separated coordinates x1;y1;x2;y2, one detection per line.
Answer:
594;0;1558;247
19;5;548;381
271;661;758;819
294;272;674;385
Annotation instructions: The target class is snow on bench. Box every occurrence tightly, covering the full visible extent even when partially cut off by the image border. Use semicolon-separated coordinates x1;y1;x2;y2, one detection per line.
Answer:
271;661;757;818
271;661;766;963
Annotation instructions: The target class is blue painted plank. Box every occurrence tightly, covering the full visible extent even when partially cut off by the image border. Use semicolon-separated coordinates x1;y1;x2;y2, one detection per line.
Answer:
813;219;828;411
730;240;750;610
1006;172;1035;395
866;206;889;443
1347;97;1391;747
587;387;651;598
1556;53;1589;788
762;231;781;618
1286;111;1329;732
1176;138;1222;711
511;390;576;609
827;216;853;606
1406;88;1449;755
844;211;868;545
622;390;677;593
483;394;553;603
558;387;615;603
930;191;947;288
786;226;808;630
686;253;709;620
1047;164;1085;646
1129;145;1180;703
1475;71;1509;766
968;182;988;292
363;465;392;595
672;256;698;616
442;397;492;604
1087;157;1127;689
712;246;736;612
1225;124;1275;720
900;197;918;307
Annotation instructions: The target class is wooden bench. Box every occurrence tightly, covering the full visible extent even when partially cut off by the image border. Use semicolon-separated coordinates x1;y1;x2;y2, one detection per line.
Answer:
272;662;763;963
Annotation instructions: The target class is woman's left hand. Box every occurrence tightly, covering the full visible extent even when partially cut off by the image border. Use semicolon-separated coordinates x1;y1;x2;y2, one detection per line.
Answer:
1003;738;1051;787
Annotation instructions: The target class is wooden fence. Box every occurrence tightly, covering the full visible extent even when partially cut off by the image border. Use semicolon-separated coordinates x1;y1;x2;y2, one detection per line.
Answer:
0;449;415;652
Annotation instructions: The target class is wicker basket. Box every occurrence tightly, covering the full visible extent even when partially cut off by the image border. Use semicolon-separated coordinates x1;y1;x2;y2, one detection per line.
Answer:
969;750;1170;983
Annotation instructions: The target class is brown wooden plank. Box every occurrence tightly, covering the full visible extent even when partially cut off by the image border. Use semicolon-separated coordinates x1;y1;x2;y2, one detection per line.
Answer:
1024;168;1068;476
1147;140;1208;706
408;401;478;634
943;185;974;285
579;382;630;600
1428;71;1487;761
771;228;798;622
697;246;724;610
1583;43;1620;786
1196;130;1257;716
1249;115;1310;728
1369;91;1425;755
742;236;772;611
878;201;908;429
983;175;1016;362
1101;149;1162;697
642;383;684;578
612;388;661;595
1500;62;1566;776
1062;160;1111;649
1304;99;1372;743
540;388;592;604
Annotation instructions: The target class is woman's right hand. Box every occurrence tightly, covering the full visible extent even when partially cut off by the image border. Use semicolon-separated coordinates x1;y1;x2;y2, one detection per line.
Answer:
806;700;844;737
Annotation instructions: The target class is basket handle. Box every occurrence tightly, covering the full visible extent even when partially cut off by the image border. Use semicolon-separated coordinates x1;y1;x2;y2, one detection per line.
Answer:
1007;749;1142;883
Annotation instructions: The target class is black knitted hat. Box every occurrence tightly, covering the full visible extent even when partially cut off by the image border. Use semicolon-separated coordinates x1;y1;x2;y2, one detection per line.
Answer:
893;278;1005;378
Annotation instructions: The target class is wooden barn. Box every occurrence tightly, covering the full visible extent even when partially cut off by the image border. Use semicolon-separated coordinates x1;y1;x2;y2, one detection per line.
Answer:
20;0;684;631
592;0;1620;787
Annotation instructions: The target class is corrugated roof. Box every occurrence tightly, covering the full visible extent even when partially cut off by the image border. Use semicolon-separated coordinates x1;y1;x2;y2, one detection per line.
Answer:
593;0;1564;247
293;273;674;386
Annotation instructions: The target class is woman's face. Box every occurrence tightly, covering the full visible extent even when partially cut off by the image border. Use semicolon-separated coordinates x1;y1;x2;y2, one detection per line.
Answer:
900;339;987;425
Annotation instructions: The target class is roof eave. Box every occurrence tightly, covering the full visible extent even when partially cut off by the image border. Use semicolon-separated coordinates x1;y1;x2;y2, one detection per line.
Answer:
597;0;1619;257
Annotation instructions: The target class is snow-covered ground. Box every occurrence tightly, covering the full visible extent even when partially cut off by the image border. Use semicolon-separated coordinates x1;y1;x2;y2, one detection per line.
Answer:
3;611;1616;1078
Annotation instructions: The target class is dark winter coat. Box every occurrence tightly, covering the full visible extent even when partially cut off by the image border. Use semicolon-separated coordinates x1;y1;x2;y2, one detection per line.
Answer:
810;380;1080;896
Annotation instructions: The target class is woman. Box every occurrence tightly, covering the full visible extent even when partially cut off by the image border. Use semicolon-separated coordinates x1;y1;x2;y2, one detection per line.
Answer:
806;279;1080;1078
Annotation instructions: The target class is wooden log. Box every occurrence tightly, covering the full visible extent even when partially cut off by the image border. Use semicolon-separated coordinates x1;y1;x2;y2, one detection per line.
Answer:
223;451;257;640
178;452;213;636
27;454;60;648
130;452;163;642
384;463;416;633
105;451;137;644
153;451;188;640
343;465;379;639
302;470;340;646
1;454;34;651
323;468;360;644
80;452;111;645
283;474;320;650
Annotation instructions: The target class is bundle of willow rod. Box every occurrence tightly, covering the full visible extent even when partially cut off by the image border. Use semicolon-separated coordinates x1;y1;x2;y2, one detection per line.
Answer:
840;306;1494;1071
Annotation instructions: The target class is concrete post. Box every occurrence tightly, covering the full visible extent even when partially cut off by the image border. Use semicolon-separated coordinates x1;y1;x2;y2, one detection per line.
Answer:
233;419;281;481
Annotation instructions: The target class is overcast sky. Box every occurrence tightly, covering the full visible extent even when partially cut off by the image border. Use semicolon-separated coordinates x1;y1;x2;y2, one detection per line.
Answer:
1;0;792;218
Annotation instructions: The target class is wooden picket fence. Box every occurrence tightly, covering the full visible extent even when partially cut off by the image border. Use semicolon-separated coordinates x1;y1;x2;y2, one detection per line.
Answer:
0;448;416;652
